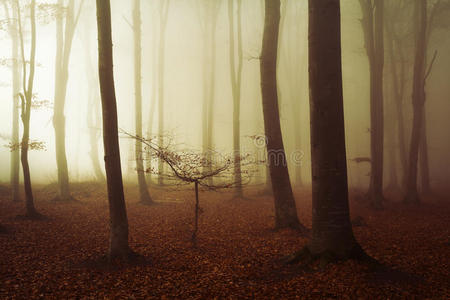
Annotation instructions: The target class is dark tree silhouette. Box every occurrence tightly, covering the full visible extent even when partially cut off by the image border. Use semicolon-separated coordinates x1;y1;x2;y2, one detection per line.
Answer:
404;0;428;204
260;0;307;232
359;0;385;209
96;0;133;260
17;0;42;219
288;0;369;263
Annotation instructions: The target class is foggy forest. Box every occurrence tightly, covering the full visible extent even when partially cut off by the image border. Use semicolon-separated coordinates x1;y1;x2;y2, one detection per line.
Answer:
0;0;449;298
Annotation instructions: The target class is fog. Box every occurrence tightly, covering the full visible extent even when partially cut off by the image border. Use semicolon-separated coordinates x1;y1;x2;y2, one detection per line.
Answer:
1;0;449;190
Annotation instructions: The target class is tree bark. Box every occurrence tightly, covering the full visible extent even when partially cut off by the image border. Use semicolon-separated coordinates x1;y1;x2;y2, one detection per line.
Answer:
260;0;305;231
385;18;408;188
419;110;431;194
17;0;39;217
228;0;243;198
96;0;132;260
53;0;80;202
306;0;365;259
360;0;385;209
404;0;427;204
3;1;21;202
133;0;153;204
157;0;170;186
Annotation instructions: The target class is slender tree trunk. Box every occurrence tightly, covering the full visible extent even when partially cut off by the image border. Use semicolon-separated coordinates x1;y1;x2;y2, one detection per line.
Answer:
404;0;427;204
306;0;365;259
228;0;243;198
18;0;39;217
96;0;132;260
157;0;170;185
133;0;153;204
5;1;21;202
360;0;385;209
82;20;105;182
260;0;305;232
53;0;79;201
146;4;158;182
419;110;431;194
385;20;408;188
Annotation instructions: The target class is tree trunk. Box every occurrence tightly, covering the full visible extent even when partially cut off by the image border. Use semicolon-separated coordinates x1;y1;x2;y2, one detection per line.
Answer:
307;0;365;259
5;1;21;202
18;0;39;217
260;0;305;231
385;20;408;188
53;0;78;202
419;110;431;194
228;0;243;198
157;0;170;186
360;0;385;209
82;19;105;182
133;0;153;204
96;0;132;260
404;0;427;204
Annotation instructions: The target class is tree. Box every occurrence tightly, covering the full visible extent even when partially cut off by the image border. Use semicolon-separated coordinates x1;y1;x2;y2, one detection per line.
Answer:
2;0;21;202
260;0;306;232
132;0;153;204
359;0;385;209
52;0;83;202
81;11;105;182
96;0;133;260
227;0;243;198
156;0;170;186
385;2;410;189
404;0;427;204
288;0;368;263
17;0;42;218
194;1;221;186
127;133;250;247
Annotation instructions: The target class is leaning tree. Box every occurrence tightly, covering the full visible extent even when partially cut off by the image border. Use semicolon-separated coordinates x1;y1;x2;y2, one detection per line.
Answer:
260;0;307;232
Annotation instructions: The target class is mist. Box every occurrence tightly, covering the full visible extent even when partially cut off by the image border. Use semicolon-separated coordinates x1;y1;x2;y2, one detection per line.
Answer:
0;0;449;298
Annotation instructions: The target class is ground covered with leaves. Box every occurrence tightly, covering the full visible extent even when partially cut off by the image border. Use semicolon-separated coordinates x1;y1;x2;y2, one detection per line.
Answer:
0;182;449;299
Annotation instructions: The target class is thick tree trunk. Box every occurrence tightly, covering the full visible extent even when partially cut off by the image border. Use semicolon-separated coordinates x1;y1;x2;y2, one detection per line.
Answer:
96;0;132;260
53;0;78;201
18;0;39;218
306;0;364;259
404;0;427;204
260;0;305;231
133;0;153;204
228;0;243;198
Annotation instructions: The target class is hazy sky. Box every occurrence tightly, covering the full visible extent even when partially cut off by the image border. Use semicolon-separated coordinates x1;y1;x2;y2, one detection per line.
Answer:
0;0;449;189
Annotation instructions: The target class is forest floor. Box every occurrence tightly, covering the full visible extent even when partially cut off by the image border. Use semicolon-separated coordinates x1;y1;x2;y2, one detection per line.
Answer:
0;182;449;299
